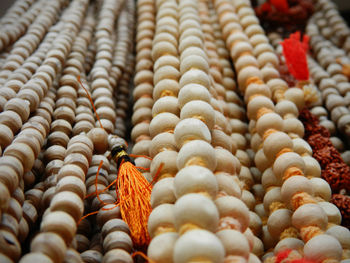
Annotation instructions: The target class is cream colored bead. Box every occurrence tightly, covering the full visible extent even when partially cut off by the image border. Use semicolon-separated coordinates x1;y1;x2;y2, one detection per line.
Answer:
174;165;217;199
148;232;178;263
174;193;219;232
173;229;225;263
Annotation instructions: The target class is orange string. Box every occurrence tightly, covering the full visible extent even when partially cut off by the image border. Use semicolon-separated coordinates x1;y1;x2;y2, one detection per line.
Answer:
263;128;278;140
276;148;292;158
246;76;264;86
283;167;304;181
84;177;117;199
132;251;156;263
77;75;104;130
84;160;106;199
101;203;120;210
118;161;152;247
257;107;274;119
291;192;316;210
135;166;150;171
160;89;175;97
150;162;164;186
300;226;323;242
78;211;99;224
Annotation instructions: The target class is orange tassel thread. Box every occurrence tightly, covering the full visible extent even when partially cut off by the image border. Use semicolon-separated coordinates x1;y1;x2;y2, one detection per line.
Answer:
110;144;152;248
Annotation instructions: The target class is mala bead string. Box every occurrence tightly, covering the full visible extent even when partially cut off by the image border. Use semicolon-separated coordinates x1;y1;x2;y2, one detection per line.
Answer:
113;0;135;138
0;21;62;151
197;1;264;262
77;0;154;249
0;92;52;261
114;54;134;139
0;0;35;27
131;0;155;177
0;20;64;111
208;2;265;259
0;0;42;53
0;0;68;86
154;0;247;262
216;0;305;255
306;9;350;103
87;0;125;134
69;6;133;260
313;0;350;54
214;0;344;262
18;1;91;262
0;57;57;263
77;2;139;262
146;0;182;261
306;56;350;140
0;11;71;232
109;0;134;90
306;17;350;141
0;0;86;149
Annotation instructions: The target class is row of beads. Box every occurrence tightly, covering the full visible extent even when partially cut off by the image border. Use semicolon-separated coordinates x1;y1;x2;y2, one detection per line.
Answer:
0;0;66;86
147;0;181;261
19;1;90;262
131;0;155;177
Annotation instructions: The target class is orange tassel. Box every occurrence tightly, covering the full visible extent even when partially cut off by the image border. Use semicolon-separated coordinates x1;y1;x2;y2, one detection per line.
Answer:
111;147;152;248
76;75;152;247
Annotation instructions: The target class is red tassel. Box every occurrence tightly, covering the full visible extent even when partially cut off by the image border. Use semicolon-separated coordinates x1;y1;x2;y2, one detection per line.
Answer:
270;0;289;13
276;249;292;263
261;2;272;12
281;31;310;81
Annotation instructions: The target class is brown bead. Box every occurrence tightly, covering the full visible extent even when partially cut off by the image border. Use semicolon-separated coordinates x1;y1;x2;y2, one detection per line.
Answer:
30;232;67;263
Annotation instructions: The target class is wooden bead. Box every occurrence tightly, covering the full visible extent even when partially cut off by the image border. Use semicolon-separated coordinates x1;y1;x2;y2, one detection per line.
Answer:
64;248;84;263
0;111;22;133
151;178;176;208
0;165;19;194
80;250;102;263
0;230;20;261
174;118;211;147
174;193;219;232
103;249;133;263
101;219;130;238
0;124;13;149
304;235;342;262
148;232;178;263
30;232;67;263
50;191;84;222
56;176;86;200
103;231;133;252
4;98;30;122
64;153;89;174
173;230;224;263
216;229;250;258
96;205;121;228
40;211;77;245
